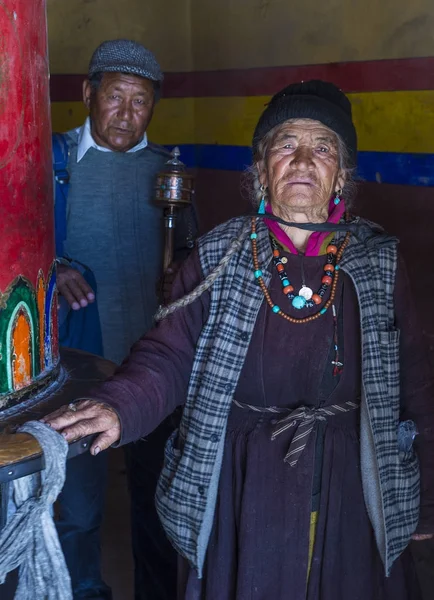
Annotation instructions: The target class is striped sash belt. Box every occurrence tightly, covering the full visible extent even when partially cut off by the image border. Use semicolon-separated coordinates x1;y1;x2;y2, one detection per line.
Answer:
232;399;360;467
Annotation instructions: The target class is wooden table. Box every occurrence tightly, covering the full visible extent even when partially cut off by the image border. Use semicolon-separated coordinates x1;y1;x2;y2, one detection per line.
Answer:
0;346;115;517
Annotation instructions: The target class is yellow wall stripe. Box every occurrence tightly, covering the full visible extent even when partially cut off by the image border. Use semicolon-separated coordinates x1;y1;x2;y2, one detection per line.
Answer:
51;90;434;154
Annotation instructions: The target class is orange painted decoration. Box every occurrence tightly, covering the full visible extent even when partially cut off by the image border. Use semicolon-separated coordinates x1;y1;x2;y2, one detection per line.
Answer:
12;309;32;390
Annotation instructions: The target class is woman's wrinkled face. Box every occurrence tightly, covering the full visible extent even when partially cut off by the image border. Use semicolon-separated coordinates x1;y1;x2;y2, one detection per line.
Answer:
258;119;345;214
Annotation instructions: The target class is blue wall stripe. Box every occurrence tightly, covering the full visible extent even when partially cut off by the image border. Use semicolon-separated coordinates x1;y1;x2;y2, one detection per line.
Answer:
169;144;434;187
357;151;434;186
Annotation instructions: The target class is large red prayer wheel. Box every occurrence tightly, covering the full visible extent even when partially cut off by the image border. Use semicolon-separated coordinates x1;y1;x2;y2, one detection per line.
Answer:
0;0;59;410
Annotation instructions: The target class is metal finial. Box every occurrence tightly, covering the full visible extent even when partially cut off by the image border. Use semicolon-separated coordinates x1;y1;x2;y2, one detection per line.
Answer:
166;146;185;172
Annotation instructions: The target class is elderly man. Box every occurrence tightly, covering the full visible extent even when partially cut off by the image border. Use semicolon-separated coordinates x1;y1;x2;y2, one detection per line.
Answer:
54;40;194;600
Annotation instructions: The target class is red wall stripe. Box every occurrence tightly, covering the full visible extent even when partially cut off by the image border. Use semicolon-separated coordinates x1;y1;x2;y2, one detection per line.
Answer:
51;74;84;102
50;56;434;102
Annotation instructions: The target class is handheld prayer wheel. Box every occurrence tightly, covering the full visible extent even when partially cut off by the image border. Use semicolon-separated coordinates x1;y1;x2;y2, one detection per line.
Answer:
0;0;61;412
154;147;195;272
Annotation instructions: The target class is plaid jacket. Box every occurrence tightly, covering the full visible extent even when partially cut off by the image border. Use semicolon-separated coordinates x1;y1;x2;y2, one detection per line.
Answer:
155;216;420;577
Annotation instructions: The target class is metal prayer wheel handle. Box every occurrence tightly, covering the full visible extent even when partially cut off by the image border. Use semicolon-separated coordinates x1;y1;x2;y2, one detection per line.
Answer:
163;206;177;272
154;147;195;272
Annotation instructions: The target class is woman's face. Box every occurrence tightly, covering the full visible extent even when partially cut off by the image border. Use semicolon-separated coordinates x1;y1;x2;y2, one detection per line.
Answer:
258;119;345;215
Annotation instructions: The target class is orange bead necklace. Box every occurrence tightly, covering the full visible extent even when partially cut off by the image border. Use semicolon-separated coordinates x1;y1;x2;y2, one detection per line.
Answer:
251;217;351;324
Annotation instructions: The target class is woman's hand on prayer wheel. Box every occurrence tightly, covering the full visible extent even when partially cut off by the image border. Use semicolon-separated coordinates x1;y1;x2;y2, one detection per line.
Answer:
42;399;121;455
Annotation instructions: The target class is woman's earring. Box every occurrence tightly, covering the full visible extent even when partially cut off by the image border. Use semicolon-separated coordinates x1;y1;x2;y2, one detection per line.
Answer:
334;189;342;206
258;185;267;214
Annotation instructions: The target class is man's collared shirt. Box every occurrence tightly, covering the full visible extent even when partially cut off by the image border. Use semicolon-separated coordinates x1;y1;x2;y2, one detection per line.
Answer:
75;117;148;163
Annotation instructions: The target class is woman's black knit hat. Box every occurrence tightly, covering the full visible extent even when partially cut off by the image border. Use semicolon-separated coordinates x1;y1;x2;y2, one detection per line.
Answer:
252;80;357;166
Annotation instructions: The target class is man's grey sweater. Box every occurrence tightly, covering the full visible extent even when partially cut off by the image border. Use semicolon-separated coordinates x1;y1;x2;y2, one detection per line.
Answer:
63;130;169;365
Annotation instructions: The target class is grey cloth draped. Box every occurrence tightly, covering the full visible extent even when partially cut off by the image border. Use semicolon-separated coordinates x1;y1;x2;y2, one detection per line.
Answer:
0;421;72;599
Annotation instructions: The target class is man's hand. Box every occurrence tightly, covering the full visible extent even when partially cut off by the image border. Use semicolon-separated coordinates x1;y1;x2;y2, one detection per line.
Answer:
57;264;95;310
42;399;121;455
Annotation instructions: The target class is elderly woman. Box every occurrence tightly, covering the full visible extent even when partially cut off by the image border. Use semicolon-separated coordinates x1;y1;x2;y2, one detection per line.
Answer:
47;81;434;599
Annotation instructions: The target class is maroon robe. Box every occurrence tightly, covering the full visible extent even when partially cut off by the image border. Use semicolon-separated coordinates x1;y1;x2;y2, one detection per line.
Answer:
94;244;434;599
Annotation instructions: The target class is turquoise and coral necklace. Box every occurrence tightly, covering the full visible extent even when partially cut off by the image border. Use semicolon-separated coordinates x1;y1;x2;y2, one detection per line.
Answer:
271;237;339;310
251;217;351;324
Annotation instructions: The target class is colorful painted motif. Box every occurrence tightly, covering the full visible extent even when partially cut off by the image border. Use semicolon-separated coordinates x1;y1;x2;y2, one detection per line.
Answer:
0;263;58;397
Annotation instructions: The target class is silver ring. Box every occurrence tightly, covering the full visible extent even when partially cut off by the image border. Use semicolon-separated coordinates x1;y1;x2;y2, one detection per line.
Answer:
68;402;78;412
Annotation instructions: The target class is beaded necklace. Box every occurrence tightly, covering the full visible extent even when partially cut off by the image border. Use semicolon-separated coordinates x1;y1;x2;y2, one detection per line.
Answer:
271;236;338;309
251;217;351;324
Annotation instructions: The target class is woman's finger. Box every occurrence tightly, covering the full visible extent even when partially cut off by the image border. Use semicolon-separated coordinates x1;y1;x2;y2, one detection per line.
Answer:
44;400;116;432
90;428;121;455
43;405;89;430
40;405;70;424
41;398;91;423
41;400;121;449
60;414;119;444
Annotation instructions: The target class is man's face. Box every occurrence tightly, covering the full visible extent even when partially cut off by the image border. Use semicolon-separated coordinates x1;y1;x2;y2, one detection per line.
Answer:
83;72;156;152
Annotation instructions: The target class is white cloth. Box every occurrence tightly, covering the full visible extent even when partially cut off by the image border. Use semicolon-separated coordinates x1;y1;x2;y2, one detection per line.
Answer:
76;117;148;163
